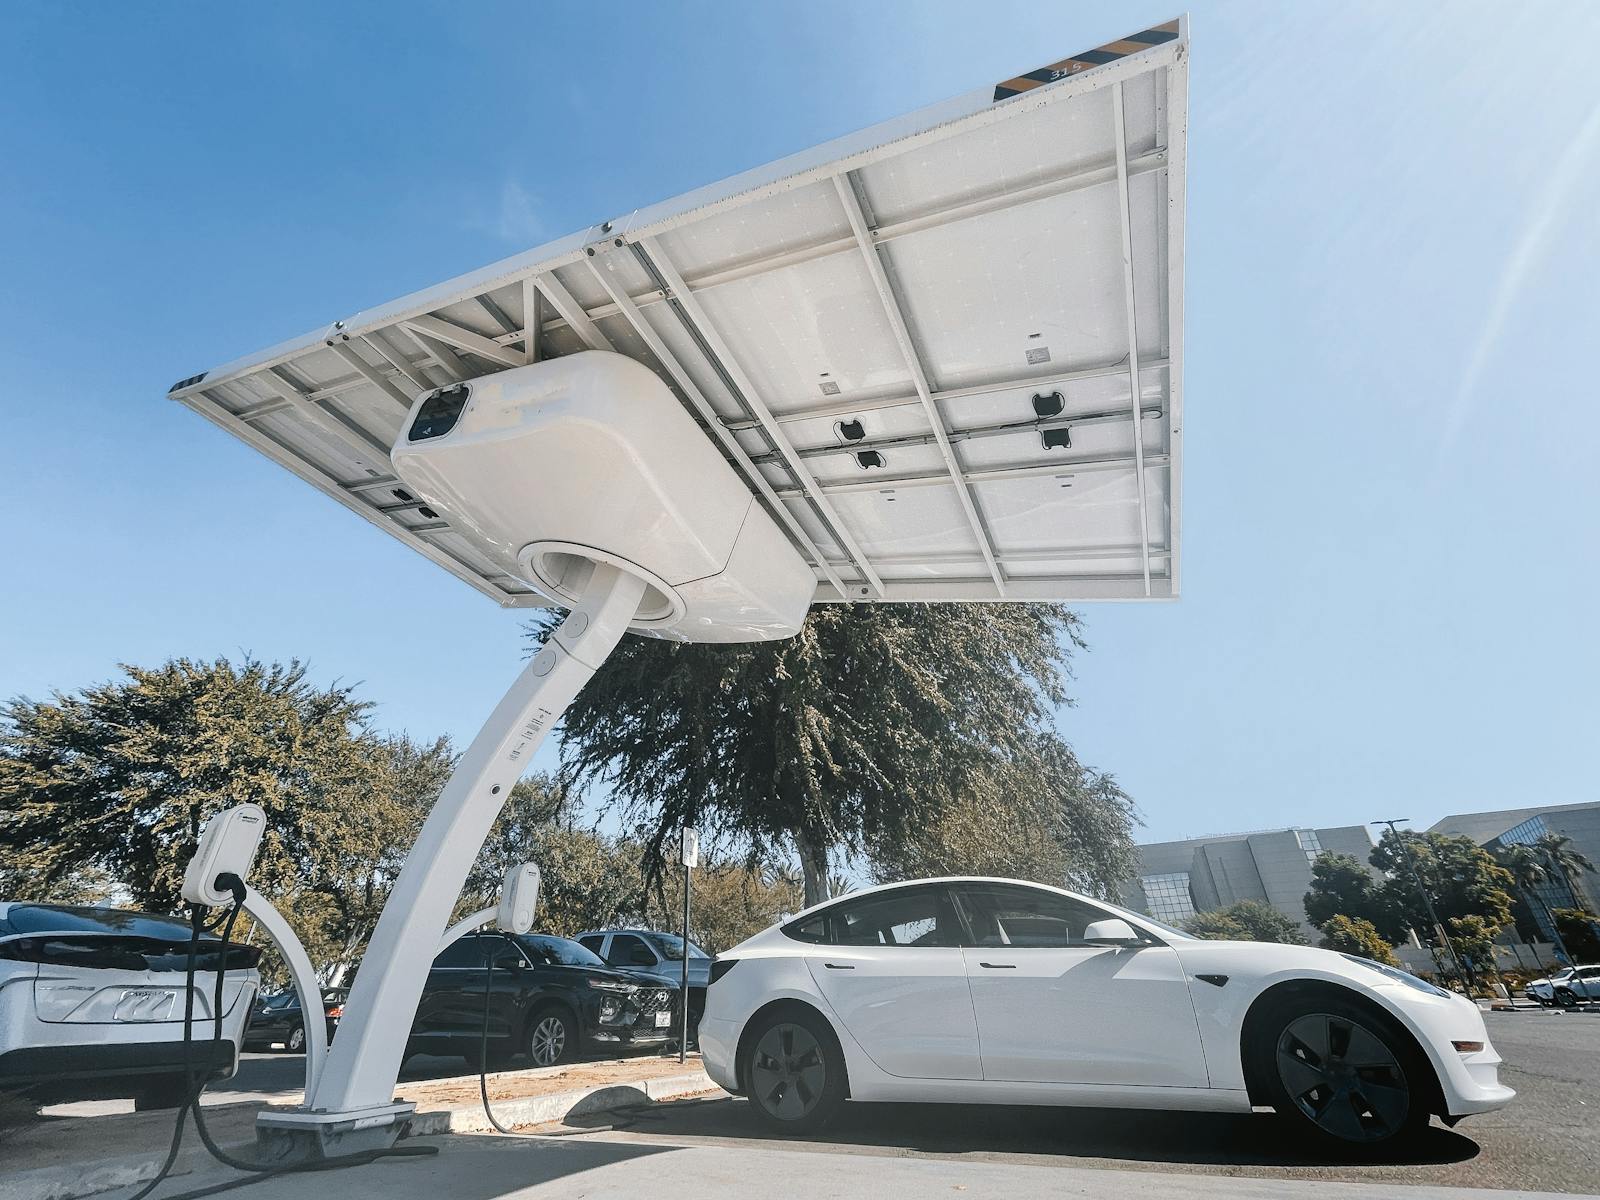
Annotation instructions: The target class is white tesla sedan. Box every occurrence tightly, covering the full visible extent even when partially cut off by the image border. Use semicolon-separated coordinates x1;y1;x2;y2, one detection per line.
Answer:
699;878;1514;1147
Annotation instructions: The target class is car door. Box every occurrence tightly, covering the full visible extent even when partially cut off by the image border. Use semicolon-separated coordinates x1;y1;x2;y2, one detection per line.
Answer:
795;884;981;1080
416;934;521;1042
955;882;1208;1088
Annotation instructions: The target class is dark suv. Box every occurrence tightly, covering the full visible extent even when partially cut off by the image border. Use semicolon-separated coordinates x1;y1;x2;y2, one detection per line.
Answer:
408;932;678;1068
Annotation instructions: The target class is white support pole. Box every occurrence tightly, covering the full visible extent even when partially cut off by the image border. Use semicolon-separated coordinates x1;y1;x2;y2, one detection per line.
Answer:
240;885;328;1100
437;906;497;957
300;563;646;1122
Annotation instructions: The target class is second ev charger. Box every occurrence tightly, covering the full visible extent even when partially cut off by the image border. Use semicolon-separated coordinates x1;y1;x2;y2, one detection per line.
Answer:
435;863;542;955
183;804;331;1099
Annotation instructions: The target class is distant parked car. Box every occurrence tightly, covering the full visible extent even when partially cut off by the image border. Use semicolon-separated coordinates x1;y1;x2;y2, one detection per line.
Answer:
1552;965;1600;1008
1526;966;1580;1005
576;929;709;1036
408;931;678;1068
243;987;346;1053
0;902;260;1110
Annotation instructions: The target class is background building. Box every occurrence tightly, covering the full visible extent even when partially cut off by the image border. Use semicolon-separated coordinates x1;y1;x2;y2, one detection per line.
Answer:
1429;801;1600;942
1118;825;1377;938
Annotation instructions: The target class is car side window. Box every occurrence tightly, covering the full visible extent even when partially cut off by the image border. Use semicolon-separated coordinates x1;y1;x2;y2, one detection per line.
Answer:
578;934;605;956
432;937;488;969
957;884;1134;948
606;933;656;968
784;887;959;947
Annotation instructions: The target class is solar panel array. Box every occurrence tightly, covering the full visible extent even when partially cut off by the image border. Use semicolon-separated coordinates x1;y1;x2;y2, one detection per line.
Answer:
170;18;1187;606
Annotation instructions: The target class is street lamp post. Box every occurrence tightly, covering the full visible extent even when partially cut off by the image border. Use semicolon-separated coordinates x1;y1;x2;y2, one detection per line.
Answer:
1376;818;1470;988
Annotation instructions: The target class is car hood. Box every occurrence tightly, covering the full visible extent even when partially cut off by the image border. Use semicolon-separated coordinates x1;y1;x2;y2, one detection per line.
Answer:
594;965;680;990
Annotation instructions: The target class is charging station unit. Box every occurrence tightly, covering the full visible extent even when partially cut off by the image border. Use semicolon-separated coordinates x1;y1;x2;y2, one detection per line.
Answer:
166;18;1188;1158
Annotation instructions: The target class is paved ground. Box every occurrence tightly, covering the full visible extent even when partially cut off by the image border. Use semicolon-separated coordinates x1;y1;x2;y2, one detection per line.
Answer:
524;1010;1599;1195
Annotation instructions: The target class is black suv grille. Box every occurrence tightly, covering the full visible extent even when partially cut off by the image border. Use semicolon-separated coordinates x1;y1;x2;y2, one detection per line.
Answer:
633;987;673;1015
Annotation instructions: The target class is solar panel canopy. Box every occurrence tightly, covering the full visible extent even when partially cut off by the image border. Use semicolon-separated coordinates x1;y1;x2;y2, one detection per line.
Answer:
170;18;1187;608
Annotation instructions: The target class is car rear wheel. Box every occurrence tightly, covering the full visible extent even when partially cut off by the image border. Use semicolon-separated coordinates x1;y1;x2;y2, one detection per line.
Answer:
526;1007;576;1068
740;1007;846;1135
1256;995;1430;1148
284;1023;305;1054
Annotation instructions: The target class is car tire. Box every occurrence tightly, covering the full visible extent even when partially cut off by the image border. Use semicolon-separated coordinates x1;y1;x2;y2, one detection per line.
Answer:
1555;988;1577;1009
1254;992;1431;1150
134;1078;192;1112
525;1006;577;1068
739;1006;847;1136
284;1023;306;1054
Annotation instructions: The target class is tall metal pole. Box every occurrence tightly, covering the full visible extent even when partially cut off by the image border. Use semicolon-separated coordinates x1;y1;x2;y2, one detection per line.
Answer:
1377;818;1468;987
679;861;691;1063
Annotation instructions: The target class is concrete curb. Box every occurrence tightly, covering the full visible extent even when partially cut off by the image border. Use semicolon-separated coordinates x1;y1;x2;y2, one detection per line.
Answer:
406;1069;715;1135
0;1071;717;1200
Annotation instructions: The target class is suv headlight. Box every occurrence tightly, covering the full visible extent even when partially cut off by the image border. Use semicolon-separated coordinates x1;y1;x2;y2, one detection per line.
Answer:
588;979;637;994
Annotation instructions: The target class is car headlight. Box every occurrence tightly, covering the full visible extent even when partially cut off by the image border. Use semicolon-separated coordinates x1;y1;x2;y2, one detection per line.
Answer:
1340;954;1451;997
597;998;622;1023
588;979;637;994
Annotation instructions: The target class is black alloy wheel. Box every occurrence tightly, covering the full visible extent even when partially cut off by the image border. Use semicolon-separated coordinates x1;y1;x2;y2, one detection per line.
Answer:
1269;1007;1423;1146
740;1007;846;1134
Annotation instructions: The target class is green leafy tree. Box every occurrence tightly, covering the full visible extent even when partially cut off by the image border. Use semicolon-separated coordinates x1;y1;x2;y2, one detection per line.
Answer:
1495;844;1560;968
1535;832;1597;912
0;657;451;978
868;736;1136;897
1370;830;1515;942
1184;900;1306;944
1303;852;1401;940
1317;914;1399;965
1445;915;1500;983
1552;909;1600;961
531;603;1136;907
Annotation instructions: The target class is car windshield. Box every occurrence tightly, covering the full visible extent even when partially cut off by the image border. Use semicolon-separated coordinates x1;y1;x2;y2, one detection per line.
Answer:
642;932;708;961
521;935;606;968
262;993;295;1009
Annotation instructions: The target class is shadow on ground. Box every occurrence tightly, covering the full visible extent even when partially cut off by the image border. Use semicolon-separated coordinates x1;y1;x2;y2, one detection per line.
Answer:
554;1095;1481;1170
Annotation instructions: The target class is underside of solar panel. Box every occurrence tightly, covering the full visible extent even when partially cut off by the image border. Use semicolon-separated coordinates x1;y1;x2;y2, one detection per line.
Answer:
168;17;1187;607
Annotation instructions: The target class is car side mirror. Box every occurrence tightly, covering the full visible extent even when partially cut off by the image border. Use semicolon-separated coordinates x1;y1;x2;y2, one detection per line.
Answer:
1083;918;1142;947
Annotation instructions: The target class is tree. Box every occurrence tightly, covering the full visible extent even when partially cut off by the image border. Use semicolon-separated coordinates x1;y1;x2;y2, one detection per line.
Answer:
1534;833;1597;912
1184;900;1306;944
1303;852;1400;940
1552;909;1600;962
1318;914;1399;965
868;736;1136;897
532;602;1137;907
1369;830;1515;942
1495;844;1559;968
0;657;452;979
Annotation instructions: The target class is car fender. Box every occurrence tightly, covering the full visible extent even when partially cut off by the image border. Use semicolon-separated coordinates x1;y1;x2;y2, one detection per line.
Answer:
1172;942;1480;1101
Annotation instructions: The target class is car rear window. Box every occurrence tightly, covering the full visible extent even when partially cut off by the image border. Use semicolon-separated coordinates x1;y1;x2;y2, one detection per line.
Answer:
3;904;197;940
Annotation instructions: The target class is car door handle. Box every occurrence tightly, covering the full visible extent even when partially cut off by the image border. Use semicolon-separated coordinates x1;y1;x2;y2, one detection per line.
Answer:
822;963;855;970
978;962;1016;969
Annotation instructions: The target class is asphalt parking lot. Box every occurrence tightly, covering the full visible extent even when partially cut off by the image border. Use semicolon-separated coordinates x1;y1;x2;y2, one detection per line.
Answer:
539;1010;1599;1195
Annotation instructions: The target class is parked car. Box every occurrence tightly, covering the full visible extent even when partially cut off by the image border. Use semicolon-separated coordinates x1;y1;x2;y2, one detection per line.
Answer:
243;987;346;1053
699;877;1514;1148
0;902;260;1110
1551;964;1600;1008
408;931;678;1068
1524;967;1577;1005
576;929;710;1036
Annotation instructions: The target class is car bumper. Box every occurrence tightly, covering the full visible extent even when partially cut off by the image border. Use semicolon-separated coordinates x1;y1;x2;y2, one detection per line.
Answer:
0;1039;236;1090
698;1015;739;1093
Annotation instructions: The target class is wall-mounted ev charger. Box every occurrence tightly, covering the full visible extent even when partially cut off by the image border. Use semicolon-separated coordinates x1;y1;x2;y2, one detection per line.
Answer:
182;803;267;908
496;863;540;935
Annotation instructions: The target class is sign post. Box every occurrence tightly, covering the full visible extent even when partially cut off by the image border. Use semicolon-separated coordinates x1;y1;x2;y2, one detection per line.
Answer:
679;827;698;1062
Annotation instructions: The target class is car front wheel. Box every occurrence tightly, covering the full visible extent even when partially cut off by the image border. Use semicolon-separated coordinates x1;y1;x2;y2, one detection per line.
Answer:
1555;988;1578;1008
526;1007;576;1068
284;1023;305;1054
739;1007;847;1135
1256;994;1430;1149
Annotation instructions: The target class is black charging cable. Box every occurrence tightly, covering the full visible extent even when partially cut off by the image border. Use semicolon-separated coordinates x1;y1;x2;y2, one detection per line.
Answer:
132;873;437;1199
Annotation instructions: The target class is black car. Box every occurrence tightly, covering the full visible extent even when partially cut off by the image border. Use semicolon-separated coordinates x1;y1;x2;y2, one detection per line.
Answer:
408;932;679;1068
242;987;346;1053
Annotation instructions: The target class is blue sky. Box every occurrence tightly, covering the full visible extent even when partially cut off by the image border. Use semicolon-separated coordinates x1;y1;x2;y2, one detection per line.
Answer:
2;2;1597;848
